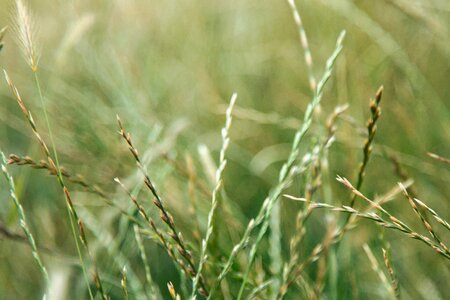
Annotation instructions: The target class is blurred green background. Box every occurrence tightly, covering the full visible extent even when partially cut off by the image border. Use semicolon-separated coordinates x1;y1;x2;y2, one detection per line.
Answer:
0;0;449;299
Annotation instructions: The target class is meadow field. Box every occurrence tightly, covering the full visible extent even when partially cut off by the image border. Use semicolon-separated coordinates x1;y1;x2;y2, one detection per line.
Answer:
0;0;449;299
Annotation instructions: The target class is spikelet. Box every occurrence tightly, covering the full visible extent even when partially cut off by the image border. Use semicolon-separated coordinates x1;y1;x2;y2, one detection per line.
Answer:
14;0;39;72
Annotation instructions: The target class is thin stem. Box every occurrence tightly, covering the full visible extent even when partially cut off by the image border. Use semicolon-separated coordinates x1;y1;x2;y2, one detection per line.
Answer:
134;225;156;298
4;69;95;300
1;151;49;289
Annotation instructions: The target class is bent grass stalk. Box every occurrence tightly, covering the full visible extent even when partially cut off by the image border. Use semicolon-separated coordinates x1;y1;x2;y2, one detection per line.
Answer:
116;117;209;297
191;93;236;298
114;177;190;277
7;154;107;197
7;154;140;224
4;71;99;300
399;184;449;253
235;30;346;299
12;1;107;297
412;198;450;231
337;176;449;259
382;247;400;300
0;151;49;289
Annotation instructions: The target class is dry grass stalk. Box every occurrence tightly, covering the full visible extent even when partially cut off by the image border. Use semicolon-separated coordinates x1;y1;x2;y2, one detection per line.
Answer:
412;198;450;231
114;178;190;276
427;152;450;164
338;176;449;258
399;184;449;252
349;85;383;209
382;248;400;299
4;70;106;299
7;154;140;224
277;177;445;298
7;154;107;197
116;117;208;297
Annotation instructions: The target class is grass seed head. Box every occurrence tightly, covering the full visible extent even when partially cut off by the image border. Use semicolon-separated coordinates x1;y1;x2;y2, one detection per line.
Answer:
14;0;40;72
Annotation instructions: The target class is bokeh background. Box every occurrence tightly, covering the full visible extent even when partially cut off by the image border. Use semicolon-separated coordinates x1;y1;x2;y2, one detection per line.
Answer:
0;0;449;299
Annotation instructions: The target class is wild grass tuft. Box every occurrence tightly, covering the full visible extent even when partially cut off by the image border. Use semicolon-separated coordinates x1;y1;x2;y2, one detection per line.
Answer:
0;1;448;299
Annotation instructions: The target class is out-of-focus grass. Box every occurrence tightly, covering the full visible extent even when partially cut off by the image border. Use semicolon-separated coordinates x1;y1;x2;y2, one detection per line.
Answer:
0;0;449;299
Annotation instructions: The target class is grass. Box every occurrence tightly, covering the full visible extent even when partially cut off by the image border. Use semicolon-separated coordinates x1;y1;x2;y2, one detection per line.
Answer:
0;0;449;299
